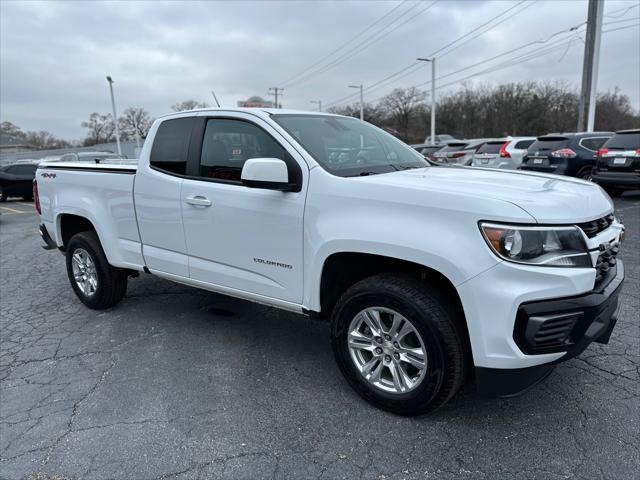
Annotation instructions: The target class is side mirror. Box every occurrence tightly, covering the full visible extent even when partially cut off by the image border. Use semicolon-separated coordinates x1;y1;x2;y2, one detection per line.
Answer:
241;158;294;191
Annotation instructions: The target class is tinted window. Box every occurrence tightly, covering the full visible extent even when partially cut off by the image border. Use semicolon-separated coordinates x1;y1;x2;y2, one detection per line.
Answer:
527;137;570;152
514;139;534;149
198;119;288;182
60;154;76;162
150;117;195;175
7;164;37;174
604;132;640;150
439;143;468;153
580;137;610;151
420;145;443;155
476;142;503;154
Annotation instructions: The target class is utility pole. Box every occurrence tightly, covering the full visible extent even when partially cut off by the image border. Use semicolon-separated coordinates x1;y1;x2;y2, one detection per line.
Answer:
310;100;322;112
577;0;604;132
269;87;284;108
417;57;436;144
105;76;122;156
349;84;364;120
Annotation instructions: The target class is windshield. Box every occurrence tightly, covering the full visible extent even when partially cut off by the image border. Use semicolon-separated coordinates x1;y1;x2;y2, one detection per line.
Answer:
271;114;428;177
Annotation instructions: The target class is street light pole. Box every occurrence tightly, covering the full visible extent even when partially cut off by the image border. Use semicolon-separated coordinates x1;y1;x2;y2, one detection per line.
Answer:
310;100;322;112
105;76;122;156
349;85;364;120
417;58;436;145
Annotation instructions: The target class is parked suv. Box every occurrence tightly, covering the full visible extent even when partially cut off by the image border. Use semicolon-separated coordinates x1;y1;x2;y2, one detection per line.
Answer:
431;139;487;166
472;137;535;169
593;129;640;196
521;132;612;179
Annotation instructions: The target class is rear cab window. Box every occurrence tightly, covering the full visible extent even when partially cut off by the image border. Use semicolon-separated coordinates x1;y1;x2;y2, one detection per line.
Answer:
150;117;196;175
603;131;640;150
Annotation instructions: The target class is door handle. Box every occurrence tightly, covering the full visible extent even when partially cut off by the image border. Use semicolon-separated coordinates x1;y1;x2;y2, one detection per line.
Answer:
185;195;212;207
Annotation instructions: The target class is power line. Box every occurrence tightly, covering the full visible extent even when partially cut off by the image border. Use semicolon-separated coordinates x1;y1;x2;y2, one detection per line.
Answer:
324;0;535;109
278;0;411;87
602;22;640;34
327;21;587;109
426;0;528;58
604;3;639;18
285;1;439;89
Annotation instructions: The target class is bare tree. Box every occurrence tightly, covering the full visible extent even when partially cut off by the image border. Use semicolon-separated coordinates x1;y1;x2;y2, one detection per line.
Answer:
23;131;70;149
118;107;153;140
171;100;209;112
81;113;115;146
1;121;26;142
380;87;426;142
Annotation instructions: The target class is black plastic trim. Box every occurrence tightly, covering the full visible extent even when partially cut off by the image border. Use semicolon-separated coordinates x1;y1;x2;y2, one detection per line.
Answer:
514;260;624;357
475;364;555;398
39;224;57;250
38;166;135;175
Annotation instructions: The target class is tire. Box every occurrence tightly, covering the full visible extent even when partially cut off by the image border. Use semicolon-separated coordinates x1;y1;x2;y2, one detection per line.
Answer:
0;187;6;202
65;231;127;309
577;168;594;181
330;273;467;416
23;196;33;201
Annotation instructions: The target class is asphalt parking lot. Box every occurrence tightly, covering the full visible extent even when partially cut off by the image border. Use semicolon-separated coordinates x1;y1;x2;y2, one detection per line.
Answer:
0;195;638;480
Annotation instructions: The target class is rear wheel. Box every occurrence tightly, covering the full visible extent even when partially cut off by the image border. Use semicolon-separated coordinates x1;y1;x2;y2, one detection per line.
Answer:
0;187;6;202
330;273;467;416
66;231;127;309
578;167;594;181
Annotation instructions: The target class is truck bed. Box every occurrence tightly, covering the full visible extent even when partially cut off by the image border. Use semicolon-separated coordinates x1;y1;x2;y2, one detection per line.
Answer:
37;160;144;270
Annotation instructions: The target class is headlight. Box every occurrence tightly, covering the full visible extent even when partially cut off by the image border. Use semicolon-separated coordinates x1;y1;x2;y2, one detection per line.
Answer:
479;222;591;267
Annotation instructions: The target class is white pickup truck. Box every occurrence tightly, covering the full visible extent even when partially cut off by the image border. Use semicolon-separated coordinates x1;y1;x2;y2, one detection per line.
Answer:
34;109;625;415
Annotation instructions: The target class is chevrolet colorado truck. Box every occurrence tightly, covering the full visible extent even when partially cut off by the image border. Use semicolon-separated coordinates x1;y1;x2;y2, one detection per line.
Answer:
34;109;625;415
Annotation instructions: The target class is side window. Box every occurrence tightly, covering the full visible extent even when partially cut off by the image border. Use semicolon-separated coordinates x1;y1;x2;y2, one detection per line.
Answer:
514;139;534;149
580;137;609;151
198;119;287;182
60;154;75;162
150;117;195;175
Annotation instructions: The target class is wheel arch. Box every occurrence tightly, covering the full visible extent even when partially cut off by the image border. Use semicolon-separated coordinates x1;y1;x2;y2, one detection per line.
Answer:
314;251;473;364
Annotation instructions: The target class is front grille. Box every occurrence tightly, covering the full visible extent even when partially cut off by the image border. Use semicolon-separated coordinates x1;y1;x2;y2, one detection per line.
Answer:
577;214;615;237
595;245;619;286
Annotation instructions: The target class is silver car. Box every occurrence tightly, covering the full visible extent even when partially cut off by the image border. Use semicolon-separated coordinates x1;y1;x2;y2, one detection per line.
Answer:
472;137;536;169
431;139;487;166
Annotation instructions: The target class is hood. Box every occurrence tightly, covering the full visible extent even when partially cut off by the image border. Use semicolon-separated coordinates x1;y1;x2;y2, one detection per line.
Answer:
356;166;613;223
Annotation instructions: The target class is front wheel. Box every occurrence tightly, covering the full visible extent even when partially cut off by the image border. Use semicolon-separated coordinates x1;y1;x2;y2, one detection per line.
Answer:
330;273;467;416
66;231;128;309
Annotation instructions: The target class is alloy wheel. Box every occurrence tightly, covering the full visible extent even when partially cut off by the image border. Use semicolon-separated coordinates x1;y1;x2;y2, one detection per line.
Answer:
347;307;427;394
71;248;98;296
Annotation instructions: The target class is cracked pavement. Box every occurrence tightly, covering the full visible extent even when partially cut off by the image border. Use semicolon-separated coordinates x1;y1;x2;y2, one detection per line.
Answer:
1;194;639;480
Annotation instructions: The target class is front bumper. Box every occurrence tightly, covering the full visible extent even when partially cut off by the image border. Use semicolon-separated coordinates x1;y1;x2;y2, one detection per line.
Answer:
475;260;624;397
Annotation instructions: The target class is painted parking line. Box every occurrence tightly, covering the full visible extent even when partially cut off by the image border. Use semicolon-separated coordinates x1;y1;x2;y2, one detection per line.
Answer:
16;202;34;207
0;206;24;214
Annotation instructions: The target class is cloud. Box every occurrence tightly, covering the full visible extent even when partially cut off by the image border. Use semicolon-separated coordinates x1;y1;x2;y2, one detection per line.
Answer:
1;0;638;140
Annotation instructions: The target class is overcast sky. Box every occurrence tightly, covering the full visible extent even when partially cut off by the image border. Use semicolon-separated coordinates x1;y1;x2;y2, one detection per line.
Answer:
1;0;638;140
